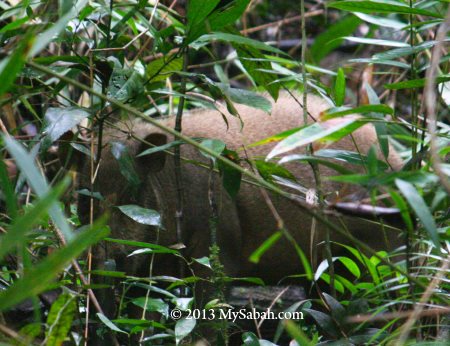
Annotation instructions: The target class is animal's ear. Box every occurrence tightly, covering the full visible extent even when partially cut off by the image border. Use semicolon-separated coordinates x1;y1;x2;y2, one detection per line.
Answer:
137;133;168;172
58;131;86;172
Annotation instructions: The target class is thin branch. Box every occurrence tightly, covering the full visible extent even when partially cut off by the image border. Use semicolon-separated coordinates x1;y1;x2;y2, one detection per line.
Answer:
347;305;450;323
424;6;450;195
241;11;323;35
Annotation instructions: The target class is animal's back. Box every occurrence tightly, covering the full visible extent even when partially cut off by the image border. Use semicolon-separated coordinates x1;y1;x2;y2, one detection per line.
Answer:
90;92;402;284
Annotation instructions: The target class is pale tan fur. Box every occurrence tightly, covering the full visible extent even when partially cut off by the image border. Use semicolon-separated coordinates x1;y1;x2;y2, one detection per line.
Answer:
81;92;403;291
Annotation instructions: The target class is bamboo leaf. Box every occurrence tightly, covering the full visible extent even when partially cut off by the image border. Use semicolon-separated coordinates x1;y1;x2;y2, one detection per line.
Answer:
46;294;77;346
334;68;346;106
396;179;440;248
0;220;108;311
328;1;442;18
3;135;74;242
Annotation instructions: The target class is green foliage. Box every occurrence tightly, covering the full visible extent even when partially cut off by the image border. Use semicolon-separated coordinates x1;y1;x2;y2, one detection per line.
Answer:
45;294;77;346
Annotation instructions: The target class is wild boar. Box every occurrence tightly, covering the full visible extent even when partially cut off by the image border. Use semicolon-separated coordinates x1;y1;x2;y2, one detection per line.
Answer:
77;92;403;298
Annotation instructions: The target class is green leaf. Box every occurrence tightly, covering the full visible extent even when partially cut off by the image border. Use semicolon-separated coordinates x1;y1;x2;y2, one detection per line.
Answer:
279;154;355;175
293;242;313;281
0;33;32;96
105;238;179;254
338;256;361;278
250;127;302;147
45;294;76;346
43;107;90;142
318;273;345;293
304;308;339;338
146;56;183;83
315;148;388;169
89;270;126;278
33;55;89;65
322;293;346;322
117;205;161;227
267;118;363;160
0;158;17;219
339;243;381;283
322;104;394;119
30;0;89;56
107;64;144;103
374;40;440;60
186;0;252;42
334;68;346;107
343;36;409;47
328;1;442;18
234;44;280;99
348;58;410;69
111;141;141;191
365;83;389;159
3;135;74;242
218;85;272;114
175;318;196;345
0;220;108;311
310;15;361;63
385;75;450;90
0;17;29;33
389;190;414;232
354;12;406;29
219;149;242;199
0;178;70;262
242;332;260;346
207;0;251;29
132;297;169;318
199;139;226;162
187;0;220;27
395;179;440;248
137;140;185;158
255;160;297;182
284;320;313;346
97;313;128;334
249;231;282;264
193;32;286;56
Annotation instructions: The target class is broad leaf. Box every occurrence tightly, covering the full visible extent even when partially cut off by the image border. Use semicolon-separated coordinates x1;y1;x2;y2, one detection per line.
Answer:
117;205;161;227
43;107;90;142
175;318;196;345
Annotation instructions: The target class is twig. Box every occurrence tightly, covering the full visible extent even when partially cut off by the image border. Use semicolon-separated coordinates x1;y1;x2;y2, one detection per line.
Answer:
240;11;323;35
347;305;450;323
174;46;189;279
257;286;291;330
424;6;450;195
0;323;25;343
